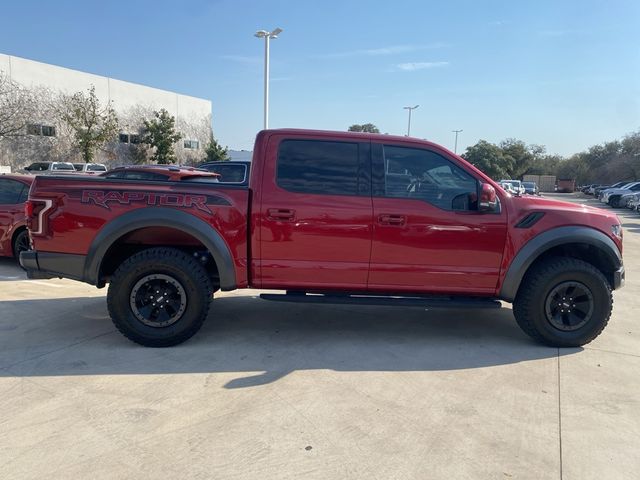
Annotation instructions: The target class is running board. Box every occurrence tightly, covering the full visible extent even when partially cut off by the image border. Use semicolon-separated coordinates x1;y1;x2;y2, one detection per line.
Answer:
259;293;501;309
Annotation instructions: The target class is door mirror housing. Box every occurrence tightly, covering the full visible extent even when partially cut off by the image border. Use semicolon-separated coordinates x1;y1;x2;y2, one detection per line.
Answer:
479;183;499;213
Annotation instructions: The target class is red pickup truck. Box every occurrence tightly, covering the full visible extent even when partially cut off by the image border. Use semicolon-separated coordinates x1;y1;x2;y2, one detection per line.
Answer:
21;129;625;348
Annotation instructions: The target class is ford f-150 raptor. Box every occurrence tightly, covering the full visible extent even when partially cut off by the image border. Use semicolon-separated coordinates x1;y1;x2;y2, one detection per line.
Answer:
21;129;625;347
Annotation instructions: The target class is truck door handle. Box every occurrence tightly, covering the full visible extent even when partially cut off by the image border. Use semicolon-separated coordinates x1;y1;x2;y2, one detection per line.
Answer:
378;214;406;226
267;208;296;221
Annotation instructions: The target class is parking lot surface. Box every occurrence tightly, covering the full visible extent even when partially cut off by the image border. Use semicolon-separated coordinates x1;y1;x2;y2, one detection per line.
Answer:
1;193;638;479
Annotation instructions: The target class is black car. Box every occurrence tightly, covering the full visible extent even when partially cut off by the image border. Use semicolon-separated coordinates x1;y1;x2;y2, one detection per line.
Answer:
198;160;251;186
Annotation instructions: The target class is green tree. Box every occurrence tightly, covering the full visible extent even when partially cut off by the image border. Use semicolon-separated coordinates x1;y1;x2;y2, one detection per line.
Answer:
203;135;230;162
462;140;513;180
348;123;380;133
556;155;589;183
528;154;563;176
141;109;182;164
499;138;546;179
58;86;119;162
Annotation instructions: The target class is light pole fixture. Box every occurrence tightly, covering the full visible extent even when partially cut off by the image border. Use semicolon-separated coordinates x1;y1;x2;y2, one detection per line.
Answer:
255;27;283;130
452;129;463;154
403;105;419;136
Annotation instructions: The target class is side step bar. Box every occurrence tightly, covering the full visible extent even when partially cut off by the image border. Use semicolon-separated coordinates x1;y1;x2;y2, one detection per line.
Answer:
259;292;501;309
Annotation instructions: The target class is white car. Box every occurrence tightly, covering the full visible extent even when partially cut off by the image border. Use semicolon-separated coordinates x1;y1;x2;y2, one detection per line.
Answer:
601;182;640;207
73;163;108;174
499;179;525;195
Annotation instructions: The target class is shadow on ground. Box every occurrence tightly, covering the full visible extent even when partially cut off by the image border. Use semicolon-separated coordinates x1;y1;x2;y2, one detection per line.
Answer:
0;257;26;281
0;293;575;388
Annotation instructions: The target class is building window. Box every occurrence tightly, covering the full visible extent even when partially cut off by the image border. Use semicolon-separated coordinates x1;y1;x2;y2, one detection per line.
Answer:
129;134;140;144
41;125;56;137
27;124;56;136
184;139;199;150
119;133;130;143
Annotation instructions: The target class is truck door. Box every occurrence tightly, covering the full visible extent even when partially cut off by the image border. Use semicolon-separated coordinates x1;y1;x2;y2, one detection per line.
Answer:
0;179;28;256
368;142;507;295
256;135;372;289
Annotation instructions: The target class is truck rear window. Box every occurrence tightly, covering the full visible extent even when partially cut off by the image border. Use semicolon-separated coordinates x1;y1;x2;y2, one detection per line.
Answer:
276;139;359;195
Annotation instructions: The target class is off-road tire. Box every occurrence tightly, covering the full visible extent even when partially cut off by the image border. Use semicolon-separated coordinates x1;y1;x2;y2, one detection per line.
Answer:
107;247;213;347
513;257;612;347
12;229;30;262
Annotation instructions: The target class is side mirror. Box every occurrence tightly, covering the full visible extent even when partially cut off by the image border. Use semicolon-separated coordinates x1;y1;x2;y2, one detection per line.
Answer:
479;183;499;213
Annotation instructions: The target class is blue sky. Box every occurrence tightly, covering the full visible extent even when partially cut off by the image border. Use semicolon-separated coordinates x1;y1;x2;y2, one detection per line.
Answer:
1;0;638;155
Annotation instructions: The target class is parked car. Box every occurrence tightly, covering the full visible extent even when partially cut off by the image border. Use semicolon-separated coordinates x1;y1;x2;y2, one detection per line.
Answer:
619;190;639;209
601;182;640;207
198;160;251;185
0;174;34;260
499;179;525;195
628;193;640;212
587;184;605;195
498;181;516;194
22;129;624;349
73;163;108;174
522;181;540;195
596;182;632;199
23;161;76;174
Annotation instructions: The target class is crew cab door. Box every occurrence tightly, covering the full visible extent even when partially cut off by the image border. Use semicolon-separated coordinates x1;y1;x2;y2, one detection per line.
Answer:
256;135;372;289
0;179;29;256
368;142;507;295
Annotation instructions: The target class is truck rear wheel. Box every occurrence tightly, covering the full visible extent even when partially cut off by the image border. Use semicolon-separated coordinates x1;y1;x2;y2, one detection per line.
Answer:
107;247;213;347
13;229;30;262
513;257;612;347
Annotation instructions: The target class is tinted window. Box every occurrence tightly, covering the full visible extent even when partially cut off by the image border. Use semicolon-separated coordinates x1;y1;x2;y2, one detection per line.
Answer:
17;184;29;203
103;171;169;181
123;171;170;181
87;164;107;172
0;179;26;204
27;163;50;172
204;164;247;183
277;140;359;195
52;163;74;171
382;145;478;211
73;164;85;171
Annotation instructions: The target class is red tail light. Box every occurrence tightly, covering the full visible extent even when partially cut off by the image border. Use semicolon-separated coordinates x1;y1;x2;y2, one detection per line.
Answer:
25;200;34;218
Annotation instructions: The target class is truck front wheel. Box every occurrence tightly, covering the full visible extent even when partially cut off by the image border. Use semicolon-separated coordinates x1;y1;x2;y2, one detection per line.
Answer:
513;257;612;347
107;247;213;347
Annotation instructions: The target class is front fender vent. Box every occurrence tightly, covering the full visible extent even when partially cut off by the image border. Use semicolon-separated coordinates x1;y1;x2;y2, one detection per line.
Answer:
515;212;545;229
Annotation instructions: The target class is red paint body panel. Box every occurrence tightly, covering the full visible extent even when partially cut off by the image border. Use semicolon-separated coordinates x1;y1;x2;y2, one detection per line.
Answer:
29;175;250;288
255;132;372;289
26;130;623;298
0;175;33;257
369;197;507;294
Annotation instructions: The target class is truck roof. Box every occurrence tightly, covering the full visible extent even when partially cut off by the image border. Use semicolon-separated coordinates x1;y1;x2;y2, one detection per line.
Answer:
264;128;453;152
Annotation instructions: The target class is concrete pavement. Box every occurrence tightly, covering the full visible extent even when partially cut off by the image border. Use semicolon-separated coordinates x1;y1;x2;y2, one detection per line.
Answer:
0;193;638;479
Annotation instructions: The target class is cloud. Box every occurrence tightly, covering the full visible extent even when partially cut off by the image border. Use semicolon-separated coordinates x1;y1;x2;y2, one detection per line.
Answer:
320;43;448;59
396;61;449;71
221;55;261;65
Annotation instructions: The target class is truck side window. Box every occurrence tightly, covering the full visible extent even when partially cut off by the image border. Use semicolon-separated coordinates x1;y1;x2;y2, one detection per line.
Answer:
277;140;359;196
382;145;478;211
0;179;26;204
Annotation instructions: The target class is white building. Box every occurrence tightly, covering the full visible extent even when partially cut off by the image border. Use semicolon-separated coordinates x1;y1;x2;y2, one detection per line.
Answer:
0;52;212;168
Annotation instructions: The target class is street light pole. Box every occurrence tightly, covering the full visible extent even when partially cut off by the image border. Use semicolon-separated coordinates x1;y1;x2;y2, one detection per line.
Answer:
452;129;463;154
255;27;283;130
403;105;419;136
